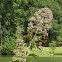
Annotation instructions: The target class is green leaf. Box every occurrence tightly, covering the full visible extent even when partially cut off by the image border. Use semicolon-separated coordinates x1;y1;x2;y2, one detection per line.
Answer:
29;54;38;58
0;15;2;18
24;35;31;39
37;46;42;51
26;51;28;55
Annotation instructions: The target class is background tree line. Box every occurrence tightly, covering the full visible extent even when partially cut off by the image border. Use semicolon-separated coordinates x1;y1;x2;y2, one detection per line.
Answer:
0;0;62;46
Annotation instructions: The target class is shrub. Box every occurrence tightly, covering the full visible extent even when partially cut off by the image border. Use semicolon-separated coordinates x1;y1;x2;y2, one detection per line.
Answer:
49;41;56;54
10;39;39;62
0;35;16;55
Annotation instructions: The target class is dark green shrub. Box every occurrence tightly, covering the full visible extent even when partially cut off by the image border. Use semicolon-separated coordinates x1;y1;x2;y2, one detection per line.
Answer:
0;35;17;55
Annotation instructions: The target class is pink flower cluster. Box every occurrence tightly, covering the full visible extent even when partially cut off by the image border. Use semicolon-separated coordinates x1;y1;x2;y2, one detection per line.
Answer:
12;39;27;62
11;57;26;62
16;39;24;43
28;8;53;40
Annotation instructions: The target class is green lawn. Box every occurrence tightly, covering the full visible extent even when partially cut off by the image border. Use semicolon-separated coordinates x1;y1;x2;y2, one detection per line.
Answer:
0;47;62;62
26;47;62;62
15;47;62;57
29;47;62;57
27;57;62;62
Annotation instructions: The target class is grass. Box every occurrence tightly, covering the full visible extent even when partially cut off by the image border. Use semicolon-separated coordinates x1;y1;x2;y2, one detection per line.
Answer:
27;57;62;62
26;47;62;62
15;47;62;57
0;47;62;62
28;47;62;57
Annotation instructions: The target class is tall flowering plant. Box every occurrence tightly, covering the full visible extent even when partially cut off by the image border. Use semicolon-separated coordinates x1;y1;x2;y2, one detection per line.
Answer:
10;39;38;62
27;8;53;46
10;8;53;62
10;39;27;62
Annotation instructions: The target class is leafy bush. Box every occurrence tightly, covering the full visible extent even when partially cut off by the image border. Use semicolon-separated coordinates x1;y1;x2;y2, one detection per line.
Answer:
57;36;62;46
10;39;39;62
30;41;37;49
49;41;56;54
0;35;16;55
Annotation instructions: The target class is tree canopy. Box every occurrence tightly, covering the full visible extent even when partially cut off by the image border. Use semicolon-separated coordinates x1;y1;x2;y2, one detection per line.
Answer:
0;0;62;46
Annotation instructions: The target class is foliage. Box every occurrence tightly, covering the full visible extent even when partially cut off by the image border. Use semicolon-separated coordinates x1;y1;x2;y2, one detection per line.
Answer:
49;41;56;54
29;54;38;58
0;0;62;47
10;39;39;62
24;35;31;39
30;41;37;49
57;36;62;42
27;8;53;46
0;35;16;55
57;36;62;46
48;19;62;46
15;25;24;39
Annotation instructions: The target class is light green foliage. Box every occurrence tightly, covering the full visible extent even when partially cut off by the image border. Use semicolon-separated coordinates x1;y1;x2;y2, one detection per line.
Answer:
16;25;24;38
0;15;2;18
57;36;62;42
59;28;62;37
49;41;56;54
57;36;62;46
30;41;36;49
24;35;31;39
